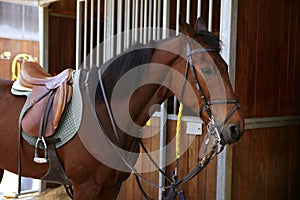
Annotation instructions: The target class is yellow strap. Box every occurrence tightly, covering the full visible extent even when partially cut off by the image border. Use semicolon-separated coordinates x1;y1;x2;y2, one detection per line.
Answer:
11;54;35;80
176;103;184;159
146;119;151;126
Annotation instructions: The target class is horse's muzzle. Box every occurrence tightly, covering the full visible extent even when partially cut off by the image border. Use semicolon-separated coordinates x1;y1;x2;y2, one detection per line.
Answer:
221;123;243;145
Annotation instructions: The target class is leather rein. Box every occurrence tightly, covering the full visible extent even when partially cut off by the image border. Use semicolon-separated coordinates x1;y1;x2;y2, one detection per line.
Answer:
98;43;240;200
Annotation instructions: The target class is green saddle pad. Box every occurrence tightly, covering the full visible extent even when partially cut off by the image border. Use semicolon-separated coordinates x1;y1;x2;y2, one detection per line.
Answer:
19;70;83;148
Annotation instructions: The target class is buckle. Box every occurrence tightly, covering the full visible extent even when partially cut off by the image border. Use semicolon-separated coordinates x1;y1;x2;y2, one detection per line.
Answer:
34;136;48;164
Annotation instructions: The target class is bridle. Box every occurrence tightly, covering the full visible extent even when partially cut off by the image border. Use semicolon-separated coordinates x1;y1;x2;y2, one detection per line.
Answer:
98;42;241;200
185;43;240;140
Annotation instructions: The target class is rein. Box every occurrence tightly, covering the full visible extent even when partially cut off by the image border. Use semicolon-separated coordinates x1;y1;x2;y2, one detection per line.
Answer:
98;42;240;200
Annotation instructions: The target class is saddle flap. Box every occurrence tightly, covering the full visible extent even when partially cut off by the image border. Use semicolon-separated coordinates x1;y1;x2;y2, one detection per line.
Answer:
22;86;55;137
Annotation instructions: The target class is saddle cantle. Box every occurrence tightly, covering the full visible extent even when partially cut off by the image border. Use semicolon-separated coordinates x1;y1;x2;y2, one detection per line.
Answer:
19;62;73;140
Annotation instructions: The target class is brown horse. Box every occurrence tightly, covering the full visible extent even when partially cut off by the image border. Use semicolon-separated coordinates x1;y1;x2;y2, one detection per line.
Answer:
0;18;244;199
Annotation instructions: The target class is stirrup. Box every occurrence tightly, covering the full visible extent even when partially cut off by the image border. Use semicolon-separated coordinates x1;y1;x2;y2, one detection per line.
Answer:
34;136;48;164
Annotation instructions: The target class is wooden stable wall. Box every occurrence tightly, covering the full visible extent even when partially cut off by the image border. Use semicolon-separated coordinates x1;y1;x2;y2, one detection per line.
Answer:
233;0;300;199
48;0;76;75
0;38;39;80
118;119;218;200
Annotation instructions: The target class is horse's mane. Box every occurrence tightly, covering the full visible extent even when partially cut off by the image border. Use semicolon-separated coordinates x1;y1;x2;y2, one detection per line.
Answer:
100;30;220;97
101;43;155;97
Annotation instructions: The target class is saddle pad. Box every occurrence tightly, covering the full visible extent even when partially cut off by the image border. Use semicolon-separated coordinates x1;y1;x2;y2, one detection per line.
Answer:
20;70;83;148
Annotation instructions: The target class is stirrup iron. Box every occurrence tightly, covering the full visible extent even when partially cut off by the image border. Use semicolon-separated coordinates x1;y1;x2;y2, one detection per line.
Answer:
34;136;48;164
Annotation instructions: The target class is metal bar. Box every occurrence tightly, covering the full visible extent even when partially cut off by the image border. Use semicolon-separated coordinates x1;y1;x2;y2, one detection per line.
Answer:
158;102;167;200
139;0;144;43
76;0;83;69
162;0;169;38
153;0;157;39
208;0;213;31
96;0;101;66
39;6;49;71
110;0;115;57
219;0;238;87
116;0;122;55
143;0;148;43
134;0;139;42
176;0;180;33
131;0;135;43
148;0;153;41
197;0;202;18
156;0;162;39
186;0;190;24
173;0;181;114
151;112;204;123
103;0;112;62
124;0;130;49
83;0;88;68
217;1;238;200
158;2;170;199
90;0;94;66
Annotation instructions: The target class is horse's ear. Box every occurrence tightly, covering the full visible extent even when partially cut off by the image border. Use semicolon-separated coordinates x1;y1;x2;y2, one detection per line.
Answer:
194;17;208;33
179;15;194;35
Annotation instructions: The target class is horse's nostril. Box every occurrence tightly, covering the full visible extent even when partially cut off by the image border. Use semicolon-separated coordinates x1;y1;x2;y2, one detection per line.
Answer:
229;124;241;140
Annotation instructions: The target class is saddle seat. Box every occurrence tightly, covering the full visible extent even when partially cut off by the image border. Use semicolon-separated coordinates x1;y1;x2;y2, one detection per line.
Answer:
19;62;73;139
19;61;72;90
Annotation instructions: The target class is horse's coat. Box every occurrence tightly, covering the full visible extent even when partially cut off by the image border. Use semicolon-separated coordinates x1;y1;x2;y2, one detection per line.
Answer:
0;18;244;199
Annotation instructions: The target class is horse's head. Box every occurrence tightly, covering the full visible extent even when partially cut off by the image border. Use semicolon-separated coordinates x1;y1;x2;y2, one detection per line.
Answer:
169;17;244;145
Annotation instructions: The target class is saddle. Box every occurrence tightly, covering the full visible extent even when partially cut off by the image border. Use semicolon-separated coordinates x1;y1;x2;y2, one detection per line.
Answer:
19;62;73;163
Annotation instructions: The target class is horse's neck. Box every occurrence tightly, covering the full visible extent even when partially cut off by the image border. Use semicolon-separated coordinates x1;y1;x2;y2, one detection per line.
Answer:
98;36;183;145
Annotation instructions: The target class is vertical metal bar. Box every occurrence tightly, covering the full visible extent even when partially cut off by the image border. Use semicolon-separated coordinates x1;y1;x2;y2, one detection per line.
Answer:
90;0;94;67
143;0;148;43
176;0;180;33
139;0;144;43
134;0;139;42
103;0;107;62
173;0;180;114
96;0;101;66
159;2;169;199
110;0;115;57
83;0;88;68
116;0;123;55
39;6;49;71
197;0;202;18
76;0;83;69
153;0;157;39
208;0;213;31
158;101;167;200
162;0;169;38
148;0;152;41
186;0;190;24
132;0;136;44
157;0;161;39
217;0;238;200
124;0;130;49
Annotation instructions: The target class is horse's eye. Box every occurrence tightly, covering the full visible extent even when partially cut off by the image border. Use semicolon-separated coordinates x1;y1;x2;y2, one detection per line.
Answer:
201;66;214;76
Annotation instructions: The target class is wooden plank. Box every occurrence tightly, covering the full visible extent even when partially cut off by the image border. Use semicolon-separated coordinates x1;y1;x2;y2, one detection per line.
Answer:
49;14;76;74
0;38;39;80
288;126;300;199
235;0;257;118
